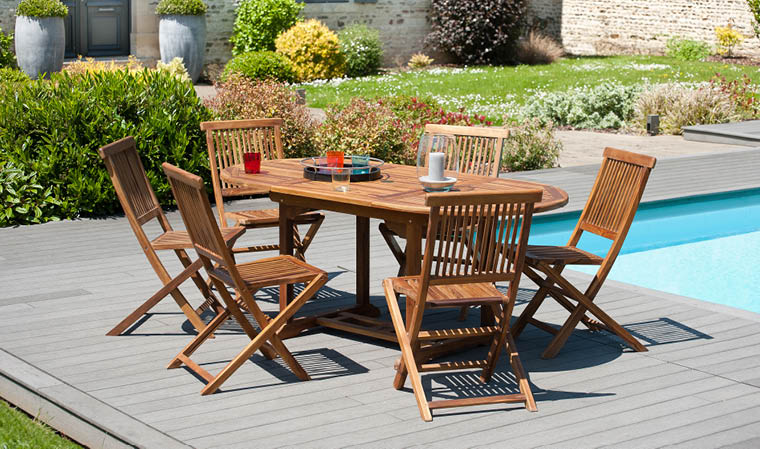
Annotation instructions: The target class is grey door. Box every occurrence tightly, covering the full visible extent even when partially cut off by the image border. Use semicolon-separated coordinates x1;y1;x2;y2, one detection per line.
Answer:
64;0;129;58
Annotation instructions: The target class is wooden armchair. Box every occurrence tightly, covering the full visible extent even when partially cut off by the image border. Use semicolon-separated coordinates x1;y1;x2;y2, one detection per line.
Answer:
201;119;324;259
162;163;328;395
98;137;243;336
379;124;508;276
512;147;656;358
384;189;542;421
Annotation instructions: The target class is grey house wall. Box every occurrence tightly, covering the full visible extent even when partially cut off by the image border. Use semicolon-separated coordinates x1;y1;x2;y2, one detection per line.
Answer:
2;0;760;68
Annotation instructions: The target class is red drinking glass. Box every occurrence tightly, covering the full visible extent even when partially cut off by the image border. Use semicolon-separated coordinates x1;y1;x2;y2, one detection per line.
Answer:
326;151;344;168
243;152;261;174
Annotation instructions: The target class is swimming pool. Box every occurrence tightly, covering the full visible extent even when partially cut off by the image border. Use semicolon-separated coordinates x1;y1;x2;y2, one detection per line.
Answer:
528;188;760;313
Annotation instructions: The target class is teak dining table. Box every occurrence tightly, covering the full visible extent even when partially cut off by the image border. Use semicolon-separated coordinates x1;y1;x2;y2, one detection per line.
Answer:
221;159;568;340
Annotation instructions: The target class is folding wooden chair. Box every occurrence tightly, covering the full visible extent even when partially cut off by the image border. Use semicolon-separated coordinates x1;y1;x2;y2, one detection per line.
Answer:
511;147;656;359
201;119;324;259
384;189;542;421
162;163;328;395
98;137;243;336
379;124;509;277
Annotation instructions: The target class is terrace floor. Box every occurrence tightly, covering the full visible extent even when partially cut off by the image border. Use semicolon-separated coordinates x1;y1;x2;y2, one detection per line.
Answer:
2;149;760;448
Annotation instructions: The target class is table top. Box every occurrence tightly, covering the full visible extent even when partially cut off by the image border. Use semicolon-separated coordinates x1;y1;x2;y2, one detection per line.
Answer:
221;159;568;216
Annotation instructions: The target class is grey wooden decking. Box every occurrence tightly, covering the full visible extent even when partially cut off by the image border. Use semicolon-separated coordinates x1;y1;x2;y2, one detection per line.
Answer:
2;149;760;448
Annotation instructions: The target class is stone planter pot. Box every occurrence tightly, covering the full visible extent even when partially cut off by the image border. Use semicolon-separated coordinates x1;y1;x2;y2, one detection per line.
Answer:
159;14;206;83
15;16;65;80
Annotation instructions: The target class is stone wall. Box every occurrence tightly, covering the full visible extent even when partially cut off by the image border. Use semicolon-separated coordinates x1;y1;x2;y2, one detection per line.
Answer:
527;0;760;57
0;0;14;36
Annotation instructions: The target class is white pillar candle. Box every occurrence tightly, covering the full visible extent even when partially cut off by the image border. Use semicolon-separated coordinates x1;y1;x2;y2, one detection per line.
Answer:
429;152;445;181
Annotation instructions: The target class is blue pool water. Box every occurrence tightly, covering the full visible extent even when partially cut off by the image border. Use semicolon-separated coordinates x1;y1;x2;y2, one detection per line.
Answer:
527;188;760;313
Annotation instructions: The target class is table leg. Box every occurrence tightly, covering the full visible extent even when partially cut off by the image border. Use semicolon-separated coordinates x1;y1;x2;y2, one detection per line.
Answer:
356;216;370;307
279;202;295;309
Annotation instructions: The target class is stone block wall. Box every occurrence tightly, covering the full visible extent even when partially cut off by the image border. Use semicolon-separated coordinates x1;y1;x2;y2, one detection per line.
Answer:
527;0;760;57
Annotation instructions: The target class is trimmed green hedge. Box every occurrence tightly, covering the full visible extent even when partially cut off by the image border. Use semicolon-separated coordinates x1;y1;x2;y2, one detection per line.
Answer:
222;50;296;83
155;0;207;15
16;0;68;18
0;69;212;224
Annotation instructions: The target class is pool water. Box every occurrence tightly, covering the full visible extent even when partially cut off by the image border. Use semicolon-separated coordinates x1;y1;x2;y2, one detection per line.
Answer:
527;188;760;313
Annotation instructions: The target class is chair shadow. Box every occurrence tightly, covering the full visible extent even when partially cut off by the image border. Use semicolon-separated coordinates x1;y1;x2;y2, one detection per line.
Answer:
414;370;612;418
194;347;370;394
623;317;713;346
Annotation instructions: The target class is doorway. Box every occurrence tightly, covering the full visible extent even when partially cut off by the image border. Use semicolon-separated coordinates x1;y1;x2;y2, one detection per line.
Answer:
63;0;130;58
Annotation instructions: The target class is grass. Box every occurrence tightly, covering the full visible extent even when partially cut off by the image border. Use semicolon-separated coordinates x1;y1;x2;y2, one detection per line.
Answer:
0;399;81;449
299;55;760;122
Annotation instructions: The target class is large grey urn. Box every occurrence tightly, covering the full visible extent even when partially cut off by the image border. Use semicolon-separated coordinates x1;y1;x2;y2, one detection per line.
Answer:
159;14;206;83
15;16;65;80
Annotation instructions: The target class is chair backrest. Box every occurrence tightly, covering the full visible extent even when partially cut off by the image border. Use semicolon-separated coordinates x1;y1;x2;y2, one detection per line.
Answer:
162;163;234;269
424;124;509;177
201;118;285;225
98;136;171;234
418;190;542;301
569;147;656;293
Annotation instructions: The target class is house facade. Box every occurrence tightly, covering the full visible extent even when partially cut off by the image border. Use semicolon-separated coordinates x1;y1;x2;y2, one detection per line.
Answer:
1;0;758;66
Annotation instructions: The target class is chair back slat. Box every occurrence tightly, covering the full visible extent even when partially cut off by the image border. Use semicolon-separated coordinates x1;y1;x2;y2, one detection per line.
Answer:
98;137;163;226
162;163;231;266
576;147;656;241
422;190;541;288
424;124;508;178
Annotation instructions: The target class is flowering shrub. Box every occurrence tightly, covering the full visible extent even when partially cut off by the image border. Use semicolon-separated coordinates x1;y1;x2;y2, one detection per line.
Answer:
339;24;383;78
275;19;345;82
426;0;526;64
207;75;319;158
523;83;641;129
318;98;405;162
502;119;561;172
156;57;191;83
222;50;295;83
408;53;433;69
230;0;302;54
715;24;744;57
634;83;740;135
63;55;143;75
711;73;760;119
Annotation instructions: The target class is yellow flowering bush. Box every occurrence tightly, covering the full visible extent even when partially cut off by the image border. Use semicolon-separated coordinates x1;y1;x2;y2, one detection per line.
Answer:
275;19;345;82
715;24;744;57
64;55;143;75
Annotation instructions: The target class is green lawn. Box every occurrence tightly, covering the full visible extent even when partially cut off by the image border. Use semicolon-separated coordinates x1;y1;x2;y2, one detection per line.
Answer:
0;400;81;449
300;55;760;123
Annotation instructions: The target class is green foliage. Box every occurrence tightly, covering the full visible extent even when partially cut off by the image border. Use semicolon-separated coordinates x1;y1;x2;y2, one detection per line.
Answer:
222;51;295;83
318;97;405;162
275;19;345;82
0;399;81;448
15;0;68;18
665;37;711;61
338;24;383;78
502;119;561;171
230;0;303;55
0;162;61;226
523;83;641;129
634;83;740;135
426;0;526;64
749;0;760;39
155;0;207;15
207;75;319;158
715;24;744;57
0;69;212;222
0;27;15;68
0;67;28;83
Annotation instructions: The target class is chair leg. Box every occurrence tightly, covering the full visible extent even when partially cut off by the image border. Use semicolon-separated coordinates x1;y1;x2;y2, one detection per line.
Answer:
107;259;207;336
200;274;327;395
384;279;431;422
294;215;324;261
506;333;537;412
379;222;407;276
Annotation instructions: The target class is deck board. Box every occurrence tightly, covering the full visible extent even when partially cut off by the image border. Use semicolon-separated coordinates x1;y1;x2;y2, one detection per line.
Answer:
2;150;760;447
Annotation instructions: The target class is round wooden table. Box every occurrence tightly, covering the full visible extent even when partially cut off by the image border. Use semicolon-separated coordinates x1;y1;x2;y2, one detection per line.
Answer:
221;159;568;339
